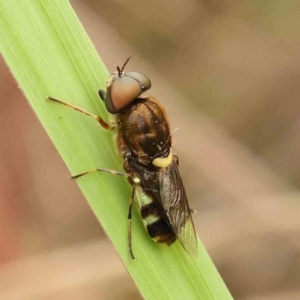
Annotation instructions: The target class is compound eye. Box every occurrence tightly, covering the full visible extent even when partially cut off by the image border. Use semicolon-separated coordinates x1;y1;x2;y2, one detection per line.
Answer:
105;72;151;114
109;76;143;112
125;72;151;91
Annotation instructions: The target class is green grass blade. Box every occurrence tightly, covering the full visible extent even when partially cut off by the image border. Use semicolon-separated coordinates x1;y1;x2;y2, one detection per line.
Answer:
0;1;233;299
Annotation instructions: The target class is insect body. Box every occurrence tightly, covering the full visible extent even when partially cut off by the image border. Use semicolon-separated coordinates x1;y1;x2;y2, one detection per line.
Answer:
48;57;197;259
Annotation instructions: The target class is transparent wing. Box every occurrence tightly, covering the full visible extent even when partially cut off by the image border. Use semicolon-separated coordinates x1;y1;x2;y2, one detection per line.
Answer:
158;159;198;256
132;157;197;256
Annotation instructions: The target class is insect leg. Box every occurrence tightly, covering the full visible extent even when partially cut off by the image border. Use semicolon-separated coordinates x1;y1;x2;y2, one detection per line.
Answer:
128;184;136;260
47;96;110;130
72;168;128;179
73;167;136;259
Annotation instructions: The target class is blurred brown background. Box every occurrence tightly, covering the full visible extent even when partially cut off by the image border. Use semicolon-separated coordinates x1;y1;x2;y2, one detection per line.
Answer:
1;0;300;299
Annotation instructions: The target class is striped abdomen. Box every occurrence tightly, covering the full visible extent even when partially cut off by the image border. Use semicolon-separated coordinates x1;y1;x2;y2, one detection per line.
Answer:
135;186;176;245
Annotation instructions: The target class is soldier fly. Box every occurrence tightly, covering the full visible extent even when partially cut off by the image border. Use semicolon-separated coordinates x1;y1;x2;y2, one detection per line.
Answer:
47;57;197;259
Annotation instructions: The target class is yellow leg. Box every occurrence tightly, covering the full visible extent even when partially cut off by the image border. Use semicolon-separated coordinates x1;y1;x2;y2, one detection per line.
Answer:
47;96;110;130
72;168;128;179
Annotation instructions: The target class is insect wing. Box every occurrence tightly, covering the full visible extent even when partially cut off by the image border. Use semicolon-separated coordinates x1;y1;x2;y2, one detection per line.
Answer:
158;160;198;256
132;158;197;256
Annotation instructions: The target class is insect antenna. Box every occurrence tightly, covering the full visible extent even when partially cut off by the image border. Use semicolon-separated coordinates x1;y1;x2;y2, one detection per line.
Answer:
117;66;122;77
117;55;132;77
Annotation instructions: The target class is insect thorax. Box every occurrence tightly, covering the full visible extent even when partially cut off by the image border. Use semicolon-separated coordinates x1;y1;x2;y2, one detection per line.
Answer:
117;97;172;167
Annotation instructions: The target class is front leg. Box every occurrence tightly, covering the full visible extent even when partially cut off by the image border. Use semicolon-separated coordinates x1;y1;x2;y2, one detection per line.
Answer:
47;96;111;130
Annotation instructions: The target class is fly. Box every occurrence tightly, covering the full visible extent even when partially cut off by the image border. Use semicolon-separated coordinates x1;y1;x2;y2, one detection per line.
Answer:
47;57;197;259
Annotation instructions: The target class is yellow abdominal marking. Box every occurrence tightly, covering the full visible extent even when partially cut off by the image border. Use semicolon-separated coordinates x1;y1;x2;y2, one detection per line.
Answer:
152;148;173;168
